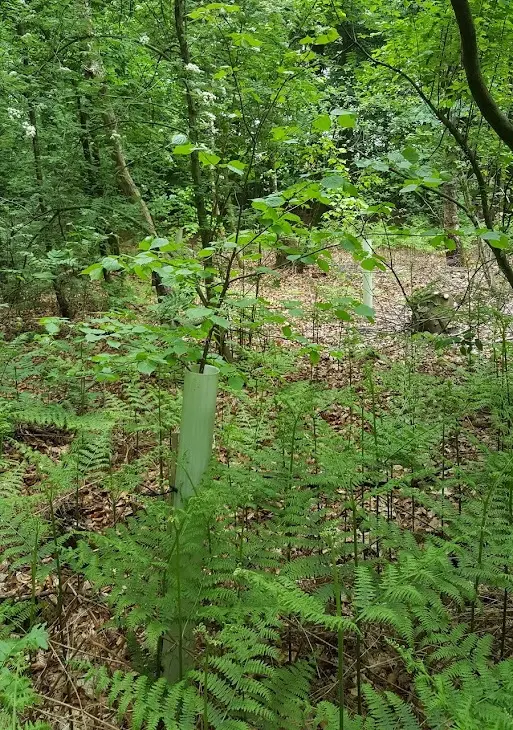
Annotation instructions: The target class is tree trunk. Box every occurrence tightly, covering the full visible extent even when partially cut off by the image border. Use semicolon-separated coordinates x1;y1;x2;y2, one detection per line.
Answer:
80;0;169;299
19;20;71;318
450;0;513;154
443;180;464;266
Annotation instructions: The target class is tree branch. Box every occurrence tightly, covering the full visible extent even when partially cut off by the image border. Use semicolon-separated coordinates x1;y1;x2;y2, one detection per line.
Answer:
449;0;513;153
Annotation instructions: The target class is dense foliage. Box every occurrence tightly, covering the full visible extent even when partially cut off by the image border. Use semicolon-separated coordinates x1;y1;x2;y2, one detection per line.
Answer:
2;0;513;728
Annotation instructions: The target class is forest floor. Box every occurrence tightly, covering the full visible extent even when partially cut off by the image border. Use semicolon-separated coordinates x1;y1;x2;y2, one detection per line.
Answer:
5;246;511;729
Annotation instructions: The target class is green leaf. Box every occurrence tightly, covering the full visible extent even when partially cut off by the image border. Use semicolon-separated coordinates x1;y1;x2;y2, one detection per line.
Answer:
199;150;221;166
211;314;230;329
332;109;356;128
173;143;197;155
40;317;64;334
481;230;510;248
353;303;375;320
309;348;321;364
317;258;330;273
226;159;246;175
149;237;170;249
81;262;105;280
320;174;344;189
137;360;156;375
264;194;285;208
313;27;339;45
402;145;419;163
228;375;244;390
197;247;216;258
186;306;214;320
313;114;331;132
400;182;420;194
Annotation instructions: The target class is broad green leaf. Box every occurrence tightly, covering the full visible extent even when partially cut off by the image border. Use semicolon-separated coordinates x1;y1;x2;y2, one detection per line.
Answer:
186;306;214;319
81;263;105;280
317;258;330;273
321;174;346;189
211;314;230;329
313;114;331;132
137;359;157;375
481;230;510;248
402;146;419;163
228;375;244;390
197;247;216;258
313;27;339;45
226;159;246;175
263;195;285;208
173;143;197;155
400;182;420;193
332;109;356;128
309;348;321;364
354;303;375;320
199;150;221;166
40;317;64;334
149;237;170;249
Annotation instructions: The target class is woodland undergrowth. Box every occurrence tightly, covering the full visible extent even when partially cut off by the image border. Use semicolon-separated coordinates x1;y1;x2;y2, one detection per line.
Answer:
1;310;513;730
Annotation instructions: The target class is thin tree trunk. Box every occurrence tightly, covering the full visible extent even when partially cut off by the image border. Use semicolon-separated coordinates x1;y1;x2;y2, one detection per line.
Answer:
81;0;168;298
174;0;211;252
19;22;72;318
443;180;464;266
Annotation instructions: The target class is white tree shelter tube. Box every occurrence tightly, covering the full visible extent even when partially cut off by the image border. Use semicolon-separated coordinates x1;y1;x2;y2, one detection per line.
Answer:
362;238;374;310
174;363;219;507
161;364;219;684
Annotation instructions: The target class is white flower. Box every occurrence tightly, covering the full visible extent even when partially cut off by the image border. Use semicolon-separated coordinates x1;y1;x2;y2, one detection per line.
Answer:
203;111;216;122
22;122;36;138
110;131;121;141
139;34;150;44
199;91;217;105
7;107;22;120
185;63;202;74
